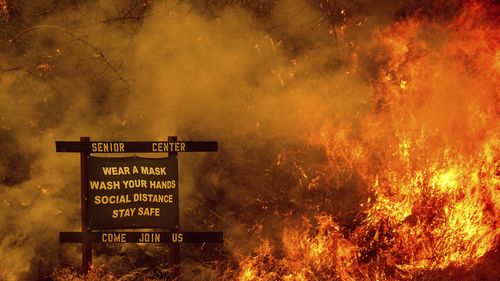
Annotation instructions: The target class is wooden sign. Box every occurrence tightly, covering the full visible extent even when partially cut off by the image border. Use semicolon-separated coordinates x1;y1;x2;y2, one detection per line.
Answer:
87;156;179;229
56;136;221;276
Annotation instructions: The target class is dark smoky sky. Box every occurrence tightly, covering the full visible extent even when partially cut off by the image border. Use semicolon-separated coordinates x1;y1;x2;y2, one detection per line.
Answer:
0;0;480;280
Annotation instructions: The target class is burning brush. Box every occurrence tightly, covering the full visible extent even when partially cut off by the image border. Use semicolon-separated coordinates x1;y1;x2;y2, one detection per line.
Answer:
228;1;499;280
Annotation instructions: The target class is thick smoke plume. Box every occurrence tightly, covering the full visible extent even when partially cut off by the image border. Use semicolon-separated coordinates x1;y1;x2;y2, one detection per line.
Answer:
0;0;498;280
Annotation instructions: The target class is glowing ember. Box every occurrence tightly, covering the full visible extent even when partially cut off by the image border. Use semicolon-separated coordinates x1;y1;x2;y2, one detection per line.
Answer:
0;0;8;19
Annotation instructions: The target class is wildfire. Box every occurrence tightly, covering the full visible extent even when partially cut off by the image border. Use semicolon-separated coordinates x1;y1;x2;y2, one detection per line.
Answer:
229;1;499;280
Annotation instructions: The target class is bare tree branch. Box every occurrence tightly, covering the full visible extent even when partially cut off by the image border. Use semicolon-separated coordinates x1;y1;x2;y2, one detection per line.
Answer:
327;0;340;63
1;65;73;110
10;24;130;91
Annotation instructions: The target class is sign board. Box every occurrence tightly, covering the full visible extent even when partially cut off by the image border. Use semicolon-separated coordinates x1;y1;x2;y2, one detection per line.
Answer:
57;137;221;275
56;141;218;153
87;156;179;229
60;231;223;243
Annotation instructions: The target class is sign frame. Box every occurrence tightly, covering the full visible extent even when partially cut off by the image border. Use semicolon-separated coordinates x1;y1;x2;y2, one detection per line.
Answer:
57;136;220;277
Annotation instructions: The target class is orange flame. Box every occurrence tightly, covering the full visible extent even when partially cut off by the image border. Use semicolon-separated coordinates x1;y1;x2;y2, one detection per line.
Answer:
230;1;499;280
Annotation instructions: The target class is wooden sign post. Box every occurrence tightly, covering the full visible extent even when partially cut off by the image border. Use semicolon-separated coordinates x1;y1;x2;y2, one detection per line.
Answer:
56;137;221;278
80;137;91;273
168;136;181;278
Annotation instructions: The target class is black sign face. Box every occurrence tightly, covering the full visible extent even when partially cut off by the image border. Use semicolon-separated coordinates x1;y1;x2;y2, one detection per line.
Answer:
87;156;179;229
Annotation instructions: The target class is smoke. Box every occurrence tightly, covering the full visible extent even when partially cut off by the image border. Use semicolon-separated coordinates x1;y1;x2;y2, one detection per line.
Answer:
0;0;498;280
0;1;345;279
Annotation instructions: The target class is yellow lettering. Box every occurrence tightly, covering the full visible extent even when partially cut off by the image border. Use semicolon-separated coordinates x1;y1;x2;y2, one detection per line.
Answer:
94;195;130;205
92;142;126;152
102;233;126;243
172;233;183;243
138;207;160;216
